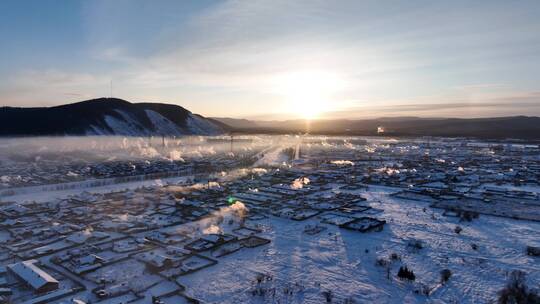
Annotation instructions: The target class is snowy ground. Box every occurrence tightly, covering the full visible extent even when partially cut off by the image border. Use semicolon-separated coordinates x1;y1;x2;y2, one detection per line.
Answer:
1;179;537;303
177;186;540;304
1;175;191;204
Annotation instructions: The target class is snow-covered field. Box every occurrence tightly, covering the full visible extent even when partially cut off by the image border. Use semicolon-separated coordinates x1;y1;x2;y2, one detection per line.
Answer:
177;186;540;303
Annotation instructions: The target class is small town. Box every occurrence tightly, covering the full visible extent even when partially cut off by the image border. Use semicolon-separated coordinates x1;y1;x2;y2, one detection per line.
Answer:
0;136;538;303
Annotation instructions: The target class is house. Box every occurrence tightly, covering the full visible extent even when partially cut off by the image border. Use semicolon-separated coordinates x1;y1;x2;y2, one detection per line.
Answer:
136;252;174;271
7;259;59;293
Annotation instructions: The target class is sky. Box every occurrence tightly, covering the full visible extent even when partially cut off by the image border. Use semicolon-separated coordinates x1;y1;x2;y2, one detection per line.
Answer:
1;0;540;120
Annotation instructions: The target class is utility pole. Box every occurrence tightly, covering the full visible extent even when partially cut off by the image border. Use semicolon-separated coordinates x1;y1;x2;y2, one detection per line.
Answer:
110;79;113;98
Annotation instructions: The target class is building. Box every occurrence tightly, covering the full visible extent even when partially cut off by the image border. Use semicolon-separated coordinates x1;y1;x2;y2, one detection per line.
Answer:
7;260;59;293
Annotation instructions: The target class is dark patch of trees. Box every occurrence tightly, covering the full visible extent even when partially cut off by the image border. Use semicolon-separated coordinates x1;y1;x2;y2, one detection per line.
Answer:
498;271;539;304
397;266;415;281
322;290;333;302
460;210;480;222
440;269;452;284
526;246;540;257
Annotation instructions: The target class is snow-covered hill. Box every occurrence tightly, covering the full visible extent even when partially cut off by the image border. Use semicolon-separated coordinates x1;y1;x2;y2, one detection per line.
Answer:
0;98;227;136
87;108;222;136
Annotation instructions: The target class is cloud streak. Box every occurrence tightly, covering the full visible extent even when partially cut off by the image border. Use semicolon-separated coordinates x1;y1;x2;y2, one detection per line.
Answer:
1;0;540;118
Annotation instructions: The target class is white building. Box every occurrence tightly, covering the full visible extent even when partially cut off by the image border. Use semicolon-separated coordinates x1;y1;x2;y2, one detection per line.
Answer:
7;259;59;293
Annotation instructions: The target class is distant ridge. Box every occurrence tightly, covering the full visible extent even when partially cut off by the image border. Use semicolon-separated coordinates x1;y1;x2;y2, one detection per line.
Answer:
212;116;540;140
2;98;538;139
0;98;225;136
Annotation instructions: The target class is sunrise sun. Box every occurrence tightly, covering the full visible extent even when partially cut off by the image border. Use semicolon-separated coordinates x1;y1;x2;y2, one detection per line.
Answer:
274;70;344;119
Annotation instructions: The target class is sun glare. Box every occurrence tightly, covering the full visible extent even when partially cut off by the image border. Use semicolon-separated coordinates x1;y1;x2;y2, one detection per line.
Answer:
274;70;344;119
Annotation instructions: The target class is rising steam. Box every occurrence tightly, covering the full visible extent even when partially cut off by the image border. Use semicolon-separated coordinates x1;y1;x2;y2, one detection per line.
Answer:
178;201;249;237
291;177;310;189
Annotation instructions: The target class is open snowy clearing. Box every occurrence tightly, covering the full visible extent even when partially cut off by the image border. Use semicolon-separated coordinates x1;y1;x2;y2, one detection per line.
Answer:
177;186;539;304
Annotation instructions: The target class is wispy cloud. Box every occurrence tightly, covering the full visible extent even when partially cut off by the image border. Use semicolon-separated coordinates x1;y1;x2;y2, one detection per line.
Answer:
319;92;540;119
1;1;540;118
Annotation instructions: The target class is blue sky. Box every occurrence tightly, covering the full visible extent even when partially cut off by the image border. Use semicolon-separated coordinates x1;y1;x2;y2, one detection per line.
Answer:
1;0;540;119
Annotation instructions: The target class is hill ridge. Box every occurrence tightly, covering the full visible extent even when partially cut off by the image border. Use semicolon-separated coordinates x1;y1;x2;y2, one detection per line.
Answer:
0;98;224;136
